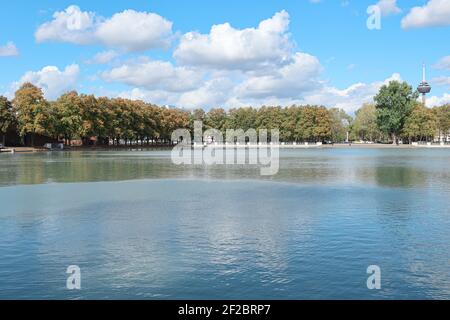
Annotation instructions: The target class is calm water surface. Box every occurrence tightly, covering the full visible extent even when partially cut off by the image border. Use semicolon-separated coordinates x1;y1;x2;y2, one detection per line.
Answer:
0;149;449;299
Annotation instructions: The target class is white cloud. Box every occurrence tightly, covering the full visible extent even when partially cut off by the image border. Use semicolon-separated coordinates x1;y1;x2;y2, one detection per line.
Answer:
35;5;173;52
177;77;236;108
427;93;450;107
86;50;119;64
300;73;402;113
32;8;396;112
11;64;80;100
35;5;96;45
114;70;404;113
100;11;324;108
89;10;406;113
235;53;323;99
376;0;401;17
0;41;19;57
118;88;173;105
401;0;450;29
174;10;292;70
101;58;202;92
104;52;323;109
433;55;450;71
225;73;404;113
95;10;173;51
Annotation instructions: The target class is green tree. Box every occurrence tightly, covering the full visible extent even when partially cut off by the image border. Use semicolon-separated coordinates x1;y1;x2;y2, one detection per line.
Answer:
160;108;190;144
138;102;158;146
313;107;332;142
255;106;283;134
329;108;352;142
12;83;51;146
104;97;126;145
296;106;315;141
45;101;64;140
351;104;381;142
296;106;331;142
78;94;106;145
402;104;437;142
205;108;227;131
54;91;83;145
374;81;419;144
281;106;300;142
433;104;450;142
0;96;15;146
226;107;257;131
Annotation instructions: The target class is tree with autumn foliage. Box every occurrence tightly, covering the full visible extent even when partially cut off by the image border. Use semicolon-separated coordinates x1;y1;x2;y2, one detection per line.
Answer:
160;108;190;144
6;82;450;147
12;83;52;146
433;104;450;142
53;91;84;145
402;103;437;142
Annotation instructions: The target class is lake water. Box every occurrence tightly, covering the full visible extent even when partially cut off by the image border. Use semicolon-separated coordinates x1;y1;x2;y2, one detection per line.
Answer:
0;148;449;299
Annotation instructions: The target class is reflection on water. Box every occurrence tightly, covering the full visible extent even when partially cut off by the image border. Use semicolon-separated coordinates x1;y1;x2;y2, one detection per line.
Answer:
2;149;450;190
0;149;449;299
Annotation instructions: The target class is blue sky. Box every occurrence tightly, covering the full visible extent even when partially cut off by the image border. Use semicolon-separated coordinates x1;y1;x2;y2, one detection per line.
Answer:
0;0;449;112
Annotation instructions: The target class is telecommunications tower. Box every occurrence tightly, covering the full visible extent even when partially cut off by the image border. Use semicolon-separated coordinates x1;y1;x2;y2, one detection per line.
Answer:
417;63;431;105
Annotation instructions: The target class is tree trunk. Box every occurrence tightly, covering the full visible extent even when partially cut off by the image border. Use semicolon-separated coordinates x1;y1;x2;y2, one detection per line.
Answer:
392;133;398;145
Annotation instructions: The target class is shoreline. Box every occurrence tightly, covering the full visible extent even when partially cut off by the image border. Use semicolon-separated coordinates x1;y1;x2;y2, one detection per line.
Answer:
2;143;450;153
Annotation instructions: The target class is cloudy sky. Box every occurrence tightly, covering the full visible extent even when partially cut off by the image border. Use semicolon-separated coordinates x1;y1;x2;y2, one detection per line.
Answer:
0;0;449;113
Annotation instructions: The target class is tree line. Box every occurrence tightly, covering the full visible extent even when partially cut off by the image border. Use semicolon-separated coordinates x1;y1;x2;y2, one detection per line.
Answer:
0;81;449;147
352;81;450;144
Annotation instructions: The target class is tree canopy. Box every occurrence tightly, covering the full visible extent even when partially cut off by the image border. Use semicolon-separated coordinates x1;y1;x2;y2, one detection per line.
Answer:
374;81;419;144
402;104;437;142
351;104;381;142
434;104;450;141
12;83;51;146
2;81;449;147
0;95;15;134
